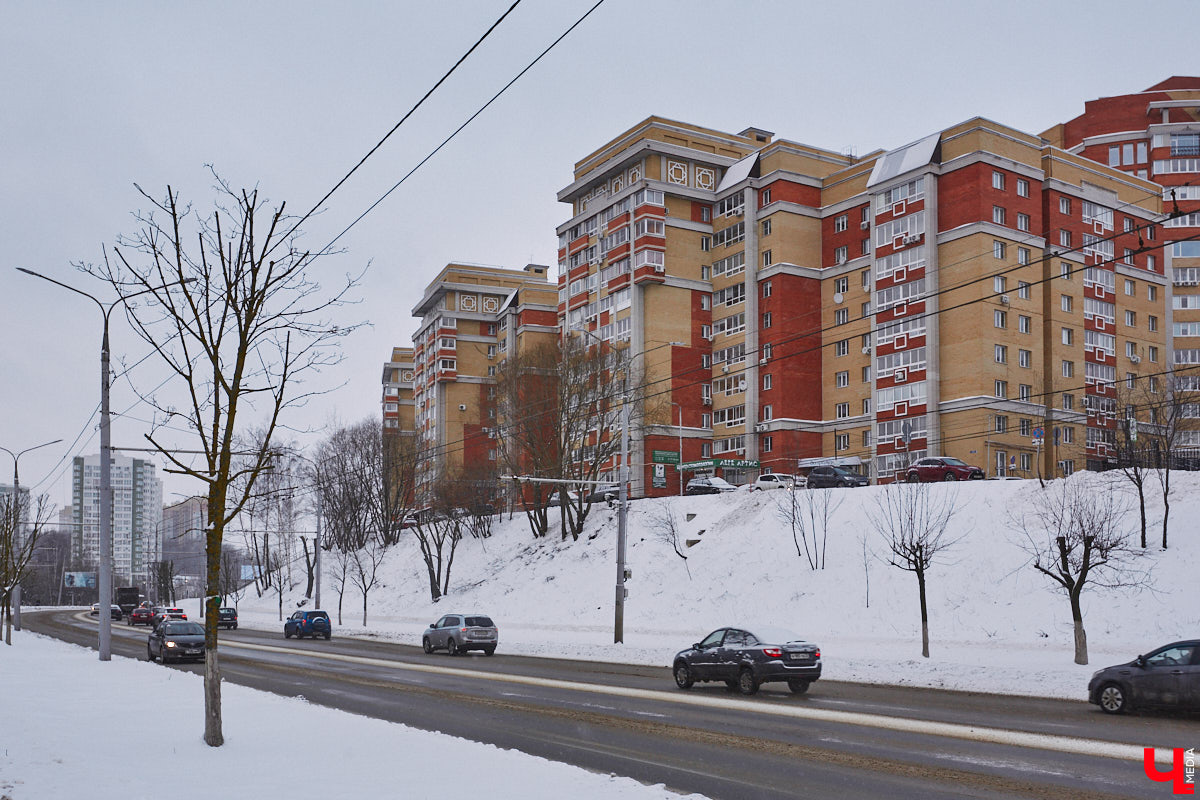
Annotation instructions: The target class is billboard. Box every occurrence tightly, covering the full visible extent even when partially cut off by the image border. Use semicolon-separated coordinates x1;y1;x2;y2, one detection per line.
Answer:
240;564;261;581
63;572;96;589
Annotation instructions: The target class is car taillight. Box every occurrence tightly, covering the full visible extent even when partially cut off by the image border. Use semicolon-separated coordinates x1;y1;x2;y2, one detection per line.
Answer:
763;647;783;658
461;628;468;633
814;649;821;659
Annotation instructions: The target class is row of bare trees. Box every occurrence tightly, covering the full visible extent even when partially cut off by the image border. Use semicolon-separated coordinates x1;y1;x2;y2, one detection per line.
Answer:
0;490;54;645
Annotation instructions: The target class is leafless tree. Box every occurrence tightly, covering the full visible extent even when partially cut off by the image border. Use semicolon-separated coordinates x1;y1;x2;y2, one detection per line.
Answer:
410;480;467;602
348;536;387;626
867;482;962;658
1017;477;1145;665
1112;378;1155;549
0;491;54;644
1143;367;1200;550
327;545;352;626
774;486;843;570
151;559;178;605
218;546;248;609
648;499;690;578
87;175;360;746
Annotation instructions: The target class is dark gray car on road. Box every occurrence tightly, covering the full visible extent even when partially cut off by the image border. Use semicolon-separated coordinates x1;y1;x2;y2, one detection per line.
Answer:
423;613;497;656
673;626;821;696
1088;639;1200;714
148;621;206;663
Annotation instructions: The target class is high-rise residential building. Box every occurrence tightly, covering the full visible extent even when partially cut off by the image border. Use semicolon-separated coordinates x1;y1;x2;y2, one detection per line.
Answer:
70;454;163;585
161;495;207;581
381;346;416;434
400;262;557;493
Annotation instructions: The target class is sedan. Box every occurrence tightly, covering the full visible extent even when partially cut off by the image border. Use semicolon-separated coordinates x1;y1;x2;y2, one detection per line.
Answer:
905;457;985;482
685;477;737;495
805;466;869;489
673;626;821;696
584;485;618;504
127;607;154;626
423;613;498;656
147;621;207;663
1088;639;1200;714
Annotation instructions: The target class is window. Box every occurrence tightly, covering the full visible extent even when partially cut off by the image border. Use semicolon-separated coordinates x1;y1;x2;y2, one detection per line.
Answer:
834;245;848;264
487;365;496;377
994;275;1007;293
761;219;771;237
995;344;1008;364
1062;393;1074;410
700;206;711;223
702;354;711;368
1060;262;1072;280
1019;315;1031;334
762;405;773;420
1108;145;1120;166
1020;418;1032;436
1018;247;1030;265
763;374;772;391
1149;345;1159;363
762;280;772;298
861;270;871;290
995;309;1007;328
762;250;773;267
1019;384;1031;402
487;323;497;336
700;295;711;310
762;436;773;453
835;433;850;451
1061;427;1074;444
1125;310;1136;327
835;308;849;325
862;398;872;415
863;430;871;447
701;442;712;457
1062;360;1074;378
1124;217;1134;233
861;237;872;256
1126;341;1137;358
995;380;1008;398
835;402;850;419
1060;197;1071;214
835;339;849;356
834;214;848;233
993;240;1007;259
993;206;1007;225
835;277;849;293
762;312;772;329
1148;285;1157;302
836;370;849;388
1148;315;1158;332
1061;295;1073;312
995;415;1008;433
1017;212;1030;232
1020;453;1031;471
1123;248;1134;266
862;301;871;317
862;365;871;382
1124;279;1135;296
1060;230;1071;247
700;236;710;252
1018;281;1031;299
993;171;1005;190
761;188;771;206
1017;178;1029;197
1062;327;1073;345
1019;349;1031;368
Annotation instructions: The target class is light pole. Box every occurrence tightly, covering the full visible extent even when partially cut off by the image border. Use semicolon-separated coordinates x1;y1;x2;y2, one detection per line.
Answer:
18;267;191;661
671;402;684;496
1;438;62;635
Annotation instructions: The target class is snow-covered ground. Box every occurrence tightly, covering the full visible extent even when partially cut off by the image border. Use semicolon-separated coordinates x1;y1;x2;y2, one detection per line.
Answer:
230;470;1198;700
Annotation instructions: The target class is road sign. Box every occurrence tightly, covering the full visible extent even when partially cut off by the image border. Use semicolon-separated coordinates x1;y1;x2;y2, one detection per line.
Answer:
1032;427;1044;440
652;450;680;464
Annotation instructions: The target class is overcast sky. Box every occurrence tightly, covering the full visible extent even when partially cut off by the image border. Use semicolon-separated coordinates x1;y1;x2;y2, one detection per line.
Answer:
2;0;1196;505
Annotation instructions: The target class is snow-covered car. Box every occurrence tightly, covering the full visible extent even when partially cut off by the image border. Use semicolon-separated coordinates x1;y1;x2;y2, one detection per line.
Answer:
751;474;803;491
685;477;737;495
672;626;821;696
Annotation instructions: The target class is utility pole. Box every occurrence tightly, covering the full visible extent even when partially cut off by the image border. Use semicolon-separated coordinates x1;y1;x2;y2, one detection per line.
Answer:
314;488;322;609
614;399;630;644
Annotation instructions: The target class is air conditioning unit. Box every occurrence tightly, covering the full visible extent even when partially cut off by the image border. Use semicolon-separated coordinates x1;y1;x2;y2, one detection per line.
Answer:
1130;354;1141;363
1000;295;1010;305
894;368;908;383
653;264;666;274
903;235;920;245
860;221;870;230
721;364;729;373
759;356;769;365
862;346;872;355
702;397;712;406
754;423;768;433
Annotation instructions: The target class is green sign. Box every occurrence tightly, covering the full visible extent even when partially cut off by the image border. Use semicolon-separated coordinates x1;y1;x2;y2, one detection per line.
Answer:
652;450;681;464
677;457;760;471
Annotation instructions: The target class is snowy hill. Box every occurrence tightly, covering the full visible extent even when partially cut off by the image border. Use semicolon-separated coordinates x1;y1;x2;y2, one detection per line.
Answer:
233;471;1200;699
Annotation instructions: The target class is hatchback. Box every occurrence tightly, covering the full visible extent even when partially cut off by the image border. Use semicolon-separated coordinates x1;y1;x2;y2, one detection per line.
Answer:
423;613;498;656
751;474;802;491
1088;639;1200;714
284;610;331;640
217;607;238;630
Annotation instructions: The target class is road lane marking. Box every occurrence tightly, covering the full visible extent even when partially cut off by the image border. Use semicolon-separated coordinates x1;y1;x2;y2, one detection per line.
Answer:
213;638;1172;765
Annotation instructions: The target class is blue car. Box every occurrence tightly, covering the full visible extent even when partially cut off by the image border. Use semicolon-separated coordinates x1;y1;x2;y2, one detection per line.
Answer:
284;610;331;640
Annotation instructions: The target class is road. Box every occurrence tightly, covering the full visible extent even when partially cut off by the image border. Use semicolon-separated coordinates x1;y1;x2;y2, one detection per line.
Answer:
24;609;1196;799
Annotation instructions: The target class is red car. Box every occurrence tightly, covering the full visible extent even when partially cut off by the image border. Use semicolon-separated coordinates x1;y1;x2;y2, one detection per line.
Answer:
127;607;154;626
905;457;985;482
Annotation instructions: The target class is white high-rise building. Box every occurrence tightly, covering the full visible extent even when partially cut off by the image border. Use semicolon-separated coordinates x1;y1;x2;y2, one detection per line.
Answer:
70;455;163;586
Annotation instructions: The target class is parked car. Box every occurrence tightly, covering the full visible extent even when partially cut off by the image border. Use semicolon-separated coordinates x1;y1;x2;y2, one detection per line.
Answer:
751;473;803;491
284;610;331;640
423;613;498;656
685;477;738;495
128;607;154;626
905;457;985;482
584;485;618;504
217;607;238;630
546;490;580;507
147;620;206;664
1088;639;1200;714
672;626;822;696
805;466;869;489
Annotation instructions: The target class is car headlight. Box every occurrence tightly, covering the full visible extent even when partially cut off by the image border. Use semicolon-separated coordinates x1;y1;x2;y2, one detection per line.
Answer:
165;641;177;648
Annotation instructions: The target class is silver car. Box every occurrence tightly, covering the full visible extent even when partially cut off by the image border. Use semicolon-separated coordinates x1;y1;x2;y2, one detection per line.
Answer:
422;613;497;656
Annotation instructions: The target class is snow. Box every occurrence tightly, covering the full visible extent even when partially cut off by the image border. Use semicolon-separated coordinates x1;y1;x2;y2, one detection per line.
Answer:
0;633;702;799
4;472;1195;798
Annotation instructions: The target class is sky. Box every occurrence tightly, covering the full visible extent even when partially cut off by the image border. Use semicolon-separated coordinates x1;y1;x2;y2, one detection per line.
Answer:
2;0;1198;506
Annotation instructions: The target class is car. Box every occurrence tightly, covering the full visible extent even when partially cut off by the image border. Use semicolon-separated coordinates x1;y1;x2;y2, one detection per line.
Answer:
751;473;803;491
1088;639;1200;714
904;457;985;482
672;626;822;696
147;620;207;663
89;603;100;616
217;607;238;630
150;606;187;627
546;490;580;507
584;485;618;504
805;466;869;489
284;610;331;640
685;477;738;496
423;613;498;656
128;607;154;626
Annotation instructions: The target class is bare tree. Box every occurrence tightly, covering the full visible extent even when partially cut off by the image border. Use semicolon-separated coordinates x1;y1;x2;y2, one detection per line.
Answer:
89;176;359;746
774;486;843;570
648;499;690;578
348;536;387;626
867;483;961;658
151;559;178;605
327;545;352;626
1112;378;1154;548
0;491;54;644
411;480;466;602
218;546;248;610
1017;477;1144;665
1144;367;1200;550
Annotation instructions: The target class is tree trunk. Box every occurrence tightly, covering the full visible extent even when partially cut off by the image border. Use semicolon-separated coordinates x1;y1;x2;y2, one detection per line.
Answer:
362;591;368;627
301;538;315;598
1070;593;1088;665
1137;483;1147;549
1161;470;1170;550
203;647;223;746
917;568;929;658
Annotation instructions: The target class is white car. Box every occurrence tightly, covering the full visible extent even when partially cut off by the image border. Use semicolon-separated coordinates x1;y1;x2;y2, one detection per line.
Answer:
751;473;804;491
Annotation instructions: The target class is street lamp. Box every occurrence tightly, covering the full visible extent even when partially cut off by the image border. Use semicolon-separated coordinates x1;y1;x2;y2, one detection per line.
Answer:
18;267;192;661
670;402;684;497
1;438;62;633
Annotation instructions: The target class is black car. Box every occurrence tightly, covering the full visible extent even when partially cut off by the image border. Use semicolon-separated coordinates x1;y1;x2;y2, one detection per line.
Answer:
147;621;207;663
805;466;869;489
584;485;617;504
1088;639;1200;714
684;477;737;495
284;610;331;640
673;626;822;696
217;607;238;630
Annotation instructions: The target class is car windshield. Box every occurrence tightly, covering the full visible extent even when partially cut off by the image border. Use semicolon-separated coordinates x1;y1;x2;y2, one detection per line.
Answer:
941;457;968;466
465;616;494;627
220;608;236;614
163;622;204;636
708;478;735;489
747;625;807;645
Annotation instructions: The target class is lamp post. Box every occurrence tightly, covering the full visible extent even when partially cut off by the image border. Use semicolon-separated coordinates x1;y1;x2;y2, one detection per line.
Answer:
671;402;684;496
18;267;191;661
1;438;62;635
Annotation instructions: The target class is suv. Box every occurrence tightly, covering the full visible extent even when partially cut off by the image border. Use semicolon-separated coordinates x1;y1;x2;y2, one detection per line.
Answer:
423;613;498;656
217;607;238;630
805;466;869;489
905;457;985;483
751;473;802;491
284;610;331;640
685;477;737;495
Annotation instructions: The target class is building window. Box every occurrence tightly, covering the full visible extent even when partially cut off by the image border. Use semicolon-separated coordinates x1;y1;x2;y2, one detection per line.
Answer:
993;206;1006;225
861;238;872;256
1060;197;1071;214
1018;282;1030;299
1124;279;1135;296
835;245;848;263
995;415;1008;433
763;405;773;421
995;344;1008;364
862;398;872;415
994;276;1007;293
835;403;850;419
1017;179;1029;198
862;365;871;382
1061;427;1074;444
1062;393;1073;410
762;312;772;329
835;277;849;293
487;323;497;335
1148;285;1157;302
1017;247;1030;265
836;370;849;388
1123;248;1134;266
702;412;711;428
1061;327;1073;345
701;294;711;310
1060;262;1072;280
834;214;848;233
1062;360;1074;378
1060;230;1071;247
762;436;773;453
835;308;848;325
862;301;871;318
993;171;1005;190
763;374;772;391
1061;295;1073;312
1017;212;1031;232
1149;345;1159;363
1019;349;1031;368
995;309;1007;328
701;236;710;252
762;281;772;298
702;353;712;368
1019;315;1031;334
1019;384;1031;402
700;206;711;223
995;380;1007;398
993;241;1007;259
836;339;849;356
761;188;771;206
1020;418;1032;436
861;270;871;290
761;219;771;237
1020;453;1031;471
701;443;712;458
863;430;871;447
1148;315;1158;332
835;433;849;451
487;365;496;377
1125;310;1136;327
762;250;773;267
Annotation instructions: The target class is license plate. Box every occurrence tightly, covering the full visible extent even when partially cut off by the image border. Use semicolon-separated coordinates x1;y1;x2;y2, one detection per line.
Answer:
788;653;810;661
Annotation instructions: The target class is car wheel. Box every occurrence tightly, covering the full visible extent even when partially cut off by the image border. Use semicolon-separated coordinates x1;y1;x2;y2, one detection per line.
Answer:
906;473;919;483
422;637;433;654
232;623;238;630
737;668;759;696
447;638;459;656
158;648;168;665
787;679;811;695
673;661;694;689
147;644;154;661
943;472;957;481
483;646;495;656
1098;682;1128;714
724;680;738;691
324;632;331;641
284;629;293;639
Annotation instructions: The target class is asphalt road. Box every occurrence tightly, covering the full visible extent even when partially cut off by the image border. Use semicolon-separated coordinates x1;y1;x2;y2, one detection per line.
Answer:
23;609;1197;799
